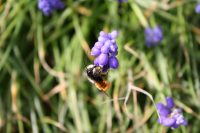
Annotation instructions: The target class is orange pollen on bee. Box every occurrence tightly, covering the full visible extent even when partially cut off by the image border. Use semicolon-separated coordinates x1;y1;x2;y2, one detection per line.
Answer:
95;80;111;92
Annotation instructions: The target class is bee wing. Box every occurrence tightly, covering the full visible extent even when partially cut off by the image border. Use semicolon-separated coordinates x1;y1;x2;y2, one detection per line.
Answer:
87;77;95;84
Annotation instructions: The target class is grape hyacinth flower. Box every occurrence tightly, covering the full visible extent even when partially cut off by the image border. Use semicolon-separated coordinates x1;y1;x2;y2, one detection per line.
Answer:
195;2;200;13
117;0;128;2
38;0;64;16
144;26;163;47
91;30;119;72
156;97;187;129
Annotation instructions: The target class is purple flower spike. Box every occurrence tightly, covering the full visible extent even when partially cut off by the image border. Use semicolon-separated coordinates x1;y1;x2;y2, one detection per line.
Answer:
144;26;163;47
196;2;200;13
117;0;128;2
38;0;64;16
156;97;187;129
91;30;119;71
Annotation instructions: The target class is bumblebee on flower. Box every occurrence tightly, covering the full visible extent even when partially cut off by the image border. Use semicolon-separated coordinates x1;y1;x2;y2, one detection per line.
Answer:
86;30;119;92
91;30;119;72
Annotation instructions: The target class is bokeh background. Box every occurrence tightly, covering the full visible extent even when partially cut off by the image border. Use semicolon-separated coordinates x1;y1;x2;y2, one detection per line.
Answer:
1;0;200;132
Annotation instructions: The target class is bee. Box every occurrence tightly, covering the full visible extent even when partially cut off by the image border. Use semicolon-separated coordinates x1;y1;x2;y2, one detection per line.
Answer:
85;64;111;92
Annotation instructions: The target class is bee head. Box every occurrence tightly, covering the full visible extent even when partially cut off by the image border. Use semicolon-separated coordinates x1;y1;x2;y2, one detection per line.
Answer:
86;64;103;79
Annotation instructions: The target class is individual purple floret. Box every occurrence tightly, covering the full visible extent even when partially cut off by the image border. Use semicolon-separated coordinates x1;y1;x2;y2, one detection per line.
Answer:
156;97;187;129
144;26;163;47
38;0;64;16
195;2;200;13
91;30;119;72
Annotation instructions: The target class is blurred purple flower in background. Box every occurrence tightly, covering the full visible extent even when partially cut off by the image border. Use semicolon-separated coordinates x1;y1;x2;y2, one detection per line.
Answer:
117;0;128;2
38;0;64;16
195;2;200;13
156;97;187;129
91;30;119;72
144;26;163;47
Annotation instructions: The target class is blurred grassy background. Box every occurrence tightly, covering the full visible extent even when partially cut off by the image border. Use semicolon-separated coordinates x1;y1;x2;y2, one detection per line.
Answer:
0;0;200;132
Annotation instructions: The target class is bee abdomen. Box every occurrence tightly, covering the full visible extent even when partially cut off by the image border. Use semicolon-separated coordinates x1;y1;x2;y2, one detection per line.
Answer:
95;80;111;92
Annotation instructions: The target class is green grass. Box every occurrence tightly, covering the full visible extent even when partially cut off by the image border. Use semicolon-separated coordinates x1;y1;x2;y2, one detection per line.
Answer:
0;0;200;132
